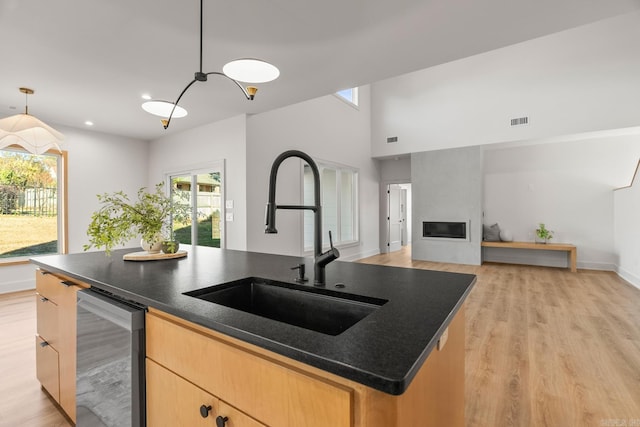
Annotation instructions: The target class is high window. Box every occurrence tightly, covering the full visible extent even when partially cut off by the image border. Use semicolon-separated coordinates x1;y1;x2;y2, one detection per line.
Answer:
303;161;358;251
0;148;66;262
167;162;224;248
335;87;359;107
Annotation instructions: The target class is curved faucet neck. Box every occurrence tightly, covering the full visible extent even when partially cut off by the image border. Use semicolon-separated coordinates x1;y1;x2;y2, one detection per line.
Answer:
266;150;322;259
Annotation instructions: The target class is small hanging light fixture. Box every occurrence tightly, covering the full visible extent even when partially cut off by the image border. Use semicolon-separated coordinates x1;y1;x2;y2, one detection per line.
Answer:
0;87;64;155
143;0;280;130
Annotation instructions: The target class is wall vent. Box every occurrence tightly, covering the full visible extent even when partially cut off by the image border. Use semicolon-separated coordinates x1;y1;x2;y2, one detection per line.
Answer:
510;116;529;126
386;136;398;143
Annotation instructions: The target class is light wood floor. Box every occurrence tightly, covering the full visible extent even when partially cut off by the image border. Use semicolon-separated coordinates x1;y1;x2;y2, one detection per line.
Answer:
359;246;640;427
2;248;639;427
0;290;72;426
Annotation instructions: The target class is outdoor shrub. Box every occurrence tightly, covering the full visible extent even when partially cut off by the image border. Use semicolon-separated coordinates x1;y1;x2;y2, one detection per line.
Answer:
0;185;18;214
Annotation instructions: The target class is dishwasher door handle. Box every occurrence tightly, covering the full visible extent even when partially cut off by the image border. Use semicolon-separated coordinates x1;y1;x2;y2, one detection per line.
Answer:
77;290;145;331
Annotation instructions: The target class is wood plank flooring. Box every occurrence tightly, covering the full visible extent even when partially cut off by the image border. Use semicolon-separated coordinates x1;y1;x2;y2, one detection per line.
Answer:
358;246;640;427
0;290;72;427
2;248;639;426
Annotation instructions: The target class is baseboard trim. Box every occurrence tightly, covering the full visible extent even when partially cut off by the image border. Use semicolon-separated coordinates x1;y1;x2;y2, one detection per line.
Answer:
616;266;640;290
342;248;380;262
577;261;616;271
0;279;35;295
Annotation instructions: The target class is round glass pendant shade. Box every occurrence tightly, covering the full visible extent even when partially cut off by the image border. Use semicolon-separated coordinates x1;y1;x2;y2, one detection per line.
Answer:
141;100;188;118
223;58;280;83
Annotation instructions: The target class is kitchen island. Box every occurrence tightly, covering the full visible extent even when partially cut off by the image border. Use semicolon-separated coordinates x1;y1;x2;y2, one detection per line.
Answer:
32;245;475;426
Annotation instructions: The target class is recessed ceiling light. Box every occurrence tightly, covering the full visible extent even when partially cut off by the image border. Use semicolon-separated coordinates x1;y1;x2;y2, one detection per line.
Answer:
141;94;152;100
85;121;94;126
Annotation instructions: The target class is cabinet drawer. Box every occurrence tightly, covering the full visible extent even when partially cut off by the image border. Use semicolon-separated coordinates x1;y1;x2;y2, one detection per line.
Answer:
147;312;353;427
36;335;60;402
147;359;219;426
36;294;59;346
36;270;76;302
218;400;267;427
147;359;266;427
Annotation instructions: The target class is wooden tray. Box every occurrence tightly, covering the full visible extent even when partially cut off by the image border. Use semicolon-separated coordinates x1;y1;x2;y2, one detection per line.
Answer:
123;250;187;261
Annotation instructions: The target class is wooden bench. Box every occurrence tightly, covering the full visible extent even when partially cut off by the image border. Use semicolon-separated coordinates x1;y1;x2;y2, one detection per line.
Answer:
481;241;577;272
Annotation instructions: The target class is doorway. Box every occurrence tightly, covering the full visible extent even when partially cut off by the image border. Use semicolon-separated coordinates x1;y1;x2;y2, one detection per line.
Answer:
166;161;225;249
386;183;412;253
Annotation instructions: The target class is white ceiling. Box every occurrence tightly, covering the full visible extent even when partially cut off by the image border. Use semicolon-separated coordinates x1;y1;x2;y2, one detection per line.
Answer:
1;0;639;141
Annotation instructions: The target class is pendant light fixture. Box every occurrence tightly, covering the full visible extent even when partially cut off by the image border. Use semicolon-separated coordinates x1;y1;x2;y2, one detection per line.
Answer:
0;88;64;155
143;0;280;130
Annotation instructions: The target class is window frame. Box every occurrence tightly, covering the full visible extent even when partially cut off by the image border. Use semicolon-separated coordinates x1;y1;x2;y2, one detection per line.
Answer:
164;160;226;249
0;146;68;266
334;87;359;109
302;159;359;254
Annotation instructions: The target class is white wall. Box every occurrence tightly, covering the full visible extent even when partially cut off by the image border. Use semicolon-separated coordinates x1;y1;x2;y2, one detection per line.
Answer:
246;88;379;261
147;115;248;251
614;165;640;289
371;11;640;158
1;125;149;293
483;134;640;270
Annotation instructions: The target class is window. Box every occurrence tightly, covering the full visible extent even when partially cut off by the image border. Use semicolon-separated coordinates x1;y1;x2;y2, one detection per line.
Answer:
303;161;358;251
335;87;359;107
167;163;224;248
0;147;66;262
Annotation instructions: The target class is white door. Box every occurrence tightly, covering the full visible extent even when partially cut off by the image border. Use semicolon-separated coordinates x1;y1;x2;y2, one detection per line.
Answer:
400;189;407;246
388;184;402;252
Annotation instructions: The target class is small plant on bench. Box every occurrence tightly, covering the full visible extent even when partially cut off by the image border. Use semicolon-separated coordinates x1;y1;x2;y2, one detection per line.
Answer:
535;223;553;244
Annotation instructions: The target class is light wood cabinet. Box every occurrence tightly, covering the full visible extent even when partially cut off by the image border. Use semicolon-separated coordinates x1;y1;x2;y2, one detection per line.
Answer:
146;304;466;427
147;358;266;427
35;269;88;422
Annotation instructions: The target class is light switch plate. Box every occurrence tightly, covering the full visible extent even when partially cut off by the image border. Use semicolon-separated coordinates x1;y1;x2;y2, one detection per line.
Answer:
226;213;234;222
225;200;234;209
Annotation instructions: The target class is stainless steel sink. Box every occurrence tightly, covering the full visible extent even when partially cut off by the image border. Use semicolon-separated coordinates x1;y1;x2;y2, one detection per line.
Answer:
184;277;387;336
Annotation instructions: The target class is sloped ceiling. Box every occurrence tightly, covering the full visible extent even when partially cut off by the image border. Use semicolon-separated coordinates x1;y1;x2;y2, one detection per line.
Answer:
1;0;639;140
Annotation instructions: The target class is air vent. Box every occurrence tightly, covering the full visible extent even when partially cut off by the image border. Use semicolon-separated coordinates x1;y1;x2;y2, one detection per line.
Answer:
510;117;529;126
386;136;398;143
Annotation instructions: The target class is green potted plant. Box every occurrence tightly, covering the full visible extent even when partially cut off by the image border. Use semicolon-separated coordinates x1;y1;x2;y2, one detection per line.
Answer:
535;223;554;244
84;183;190;255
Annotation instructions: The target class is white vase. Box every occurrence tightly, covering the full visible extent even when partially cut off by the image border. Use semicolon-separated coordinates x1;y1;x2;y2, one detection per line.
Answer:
140;234;163;254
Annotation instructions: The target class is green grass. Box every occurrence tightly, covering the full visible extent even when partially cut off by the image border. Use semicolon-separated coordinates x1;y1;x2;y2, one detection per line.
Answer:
0;214;58;257
0;214;221;259
173;217;220;248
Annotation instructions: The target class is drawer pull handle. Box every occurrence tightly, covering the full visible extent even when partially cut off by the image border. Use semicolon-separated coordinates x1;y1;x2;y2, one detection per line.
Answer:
40;297;49;303
199;405;212;418
39;340;49;348
60;280;74;287
216;416;228;427
40;271;52;276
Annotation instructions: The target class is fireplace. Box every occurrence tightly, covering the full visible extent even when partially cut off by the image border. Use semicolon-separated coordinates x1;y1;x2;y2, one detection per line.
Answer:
422;221;469;241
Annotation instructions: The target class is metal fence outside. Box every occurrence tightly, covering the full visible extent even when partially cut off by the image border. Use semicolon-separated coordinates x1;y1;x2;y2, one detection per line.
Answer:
0;185;57;216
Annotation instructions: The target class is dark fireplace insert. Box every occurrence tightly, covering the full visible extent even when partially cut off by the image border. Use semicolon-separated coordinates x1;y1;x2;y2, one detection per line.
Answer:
423;221;467;239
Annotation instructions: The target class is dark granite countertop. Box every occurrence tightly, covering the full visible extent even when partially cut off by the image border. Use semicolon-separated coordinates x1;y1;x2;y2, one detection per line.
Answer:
31;246;475;395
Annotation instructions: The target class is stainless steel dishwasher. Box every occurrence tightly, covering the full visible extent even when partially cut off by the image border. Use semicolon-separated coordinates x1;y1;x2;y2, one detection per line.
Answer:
76;288;146;427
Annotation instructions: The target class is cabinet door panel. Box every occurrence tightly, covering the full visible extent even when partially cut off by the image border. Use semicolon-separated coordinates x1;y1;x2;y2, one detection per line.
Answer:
146;358;218;426
147;312;353;427
36;270;65;303
218;400;266;427
35;335;60;402
36;295;59;347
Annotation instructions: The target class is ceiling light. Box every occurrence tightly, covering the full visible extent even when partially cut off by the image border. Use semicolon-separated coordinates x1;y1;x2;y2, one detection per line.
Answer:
141;94;152;100
0;87;64;155
147;0;279;130
85;121;94;126
223;59;280;83
141;101;188;118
